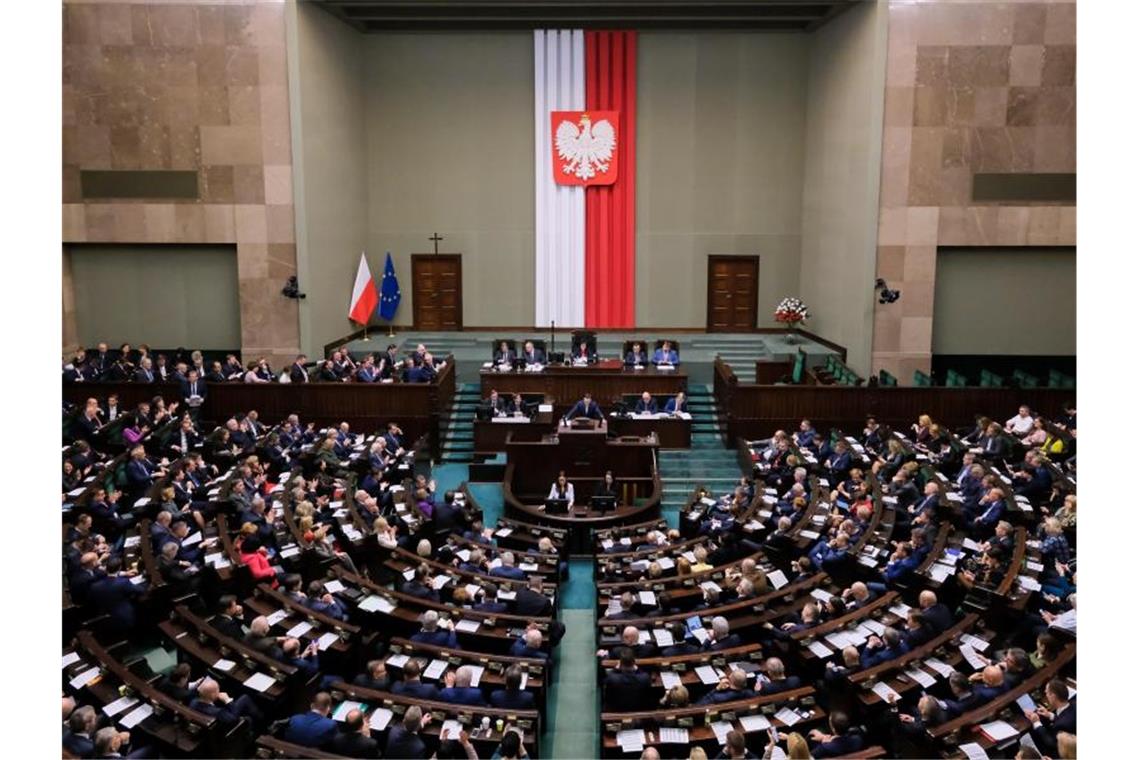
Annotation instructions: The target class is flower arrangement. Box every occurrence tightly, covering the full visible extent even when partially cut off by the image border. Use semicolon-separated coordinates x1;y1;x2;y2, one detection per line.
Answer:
774;297;810;327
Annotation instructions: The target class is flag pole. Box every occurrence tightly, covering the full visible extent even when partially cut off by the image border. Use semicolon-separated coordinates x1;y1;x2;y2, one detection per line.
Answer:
387;320;396;338
362;322;370;342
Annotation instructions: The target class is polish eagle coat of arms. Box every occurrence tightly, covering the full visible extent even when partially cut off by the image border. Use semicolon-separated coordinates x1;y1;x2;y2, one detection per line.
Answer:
550;110;619;186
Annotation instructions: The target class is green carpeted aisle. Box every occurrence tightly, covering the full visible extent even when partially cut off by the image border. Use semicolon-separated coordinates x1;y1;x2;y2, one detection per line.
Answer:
543;561;599;759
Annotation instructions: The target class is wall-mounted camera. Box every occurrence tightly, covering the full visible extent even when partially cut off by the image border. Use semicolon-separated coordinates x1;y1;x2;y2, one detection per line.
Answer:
874;278;900;305
282;275;306;299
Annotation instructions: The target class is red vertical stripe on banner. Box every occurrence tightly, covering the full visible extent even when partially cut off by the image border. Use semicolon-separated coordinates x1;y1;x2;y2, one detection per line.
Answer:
585;30;637;328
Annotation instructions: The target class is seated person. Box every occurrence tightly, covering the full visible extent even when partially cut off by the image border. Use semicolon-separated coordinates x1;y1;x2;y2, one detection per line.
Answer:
510;626;548;659
633;391;658;414
327;708;380;758
603;648;653;711
624;341;649;367
547;473;575;508
571;339;596;364
698;668;751;705
491;665;536;710
508;392;529;416
439;665;487;706
565;392;603;421
490;551;527;580
520;340;545;365
663;391;688;415
809;711;864;758
190;677;264;729
494;340;516;366
594;471;618;500
653;340;678;364
484;389;508;417
754;657;802;695
392;660;440;700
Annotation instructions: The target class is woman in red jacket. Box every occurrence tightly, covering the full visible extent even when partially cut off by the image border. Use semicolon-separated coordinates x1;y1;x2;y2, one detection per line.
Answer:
237;533;278;588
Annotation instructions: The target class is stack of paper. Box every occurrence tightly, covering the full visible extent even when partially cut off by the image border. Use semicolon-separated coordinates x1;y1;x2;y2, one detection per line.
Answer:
924;658;956;678
616;729;646;753
455;619;481;633
369;708;394;731
424;659;448;680
119;703;154;729
979;720;1019;742
386;653;410;668
659;727;690;744
904;669;936;688
739;714;772;732
660;671;682;690
710;721;733;745
959;743;989;760
695;665;721;685
101;696;139;717
243;672;276;692
872;681;901;703
774;707;802;726
317;632;340;651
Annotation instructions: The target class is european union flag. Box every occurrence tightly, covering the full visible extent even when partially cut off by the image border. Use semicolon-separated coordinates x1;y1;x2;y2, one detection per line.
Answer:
379;252;401;322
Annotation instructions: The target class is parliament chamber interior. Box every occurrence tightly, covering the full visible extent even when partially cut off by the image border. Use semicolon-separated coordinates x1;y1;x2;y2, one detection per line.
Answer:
53;1;1092;759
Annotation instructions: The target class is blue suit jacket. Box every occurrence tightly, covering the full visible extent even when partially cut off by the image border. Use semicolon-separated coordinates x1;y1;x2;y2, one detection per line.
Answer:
510;639;548;659
652;349;678;364
411;630;459;649
490;689;536;710
625;351;648;366
282;711;338;747
663;398;688;413
393;680;440;700
440;686;486;706
490;565;527;581
62;731;94;758
634;398;658;414
976;499;1005;526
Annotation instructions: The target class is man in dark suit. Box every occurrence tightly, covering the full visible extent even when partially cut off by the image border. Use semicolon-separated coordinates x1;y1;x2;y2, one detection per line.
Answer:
439;666;487;706
392;661;440;700
624;341;648;366
282;692;337;748
514;575;554;618
604;592;639;621
489;551;527;580
565;392;603;421
88;557;144;635
133;357;156;384
510;628;549;660
211;596;246;641
663;392;688;414
180;369;207;409
809;711;865;758
385;707;428;759
859;628;911;668
652;340;679;364
63;706;97;758
1025;678;1076;757
755;656;803;695
633;391;658;414
288;355;310;383
705;616;742;651
918;590;954;634
432;491;463;536
603;648;652;711
352;660;391;692
189;677;264;729
697;668;751;705
327;709;379;758
403;358;434;383
484;389;508;417
410;611;459;648
520;340;545;365
494;341;516;365
490;666;536;710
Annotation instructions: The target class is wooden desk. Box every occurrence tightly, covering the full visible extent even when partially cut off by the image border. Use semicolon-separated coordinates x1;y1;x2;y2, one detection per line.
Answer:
479;361;687;408
473;412;555;453
608;413;692;449
505;423;658;493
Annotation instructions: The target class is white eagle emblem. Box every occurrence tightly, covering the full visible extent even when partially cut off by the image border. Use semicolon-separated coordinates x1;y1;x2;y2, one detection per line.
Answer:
555;113;616;182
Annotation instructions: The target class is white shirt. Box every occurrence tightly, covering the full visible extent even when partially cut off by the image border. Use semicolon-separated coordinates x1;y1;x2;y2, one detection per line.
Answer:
547;482;574;506
1006;414;1034;435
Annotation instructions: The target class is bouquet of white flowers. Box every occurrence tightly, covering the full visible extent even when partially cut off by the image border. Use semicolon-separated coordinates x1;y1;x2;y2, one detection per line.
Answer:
774;297;810;327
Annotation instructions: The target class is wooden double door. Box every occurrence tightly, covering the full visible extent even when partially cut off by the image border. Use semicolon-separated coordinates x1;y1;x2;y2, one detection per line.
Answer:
411;254;462;330
706;255;759;331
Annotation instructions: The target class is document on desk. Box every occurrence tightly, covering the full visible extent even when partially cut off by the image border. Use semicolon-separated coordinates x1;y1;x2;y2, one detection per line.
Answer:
659;727;690;744
213;658;236;672
124;535;141;548
739;714;772;733
924;658;956;678
617;729;646;753
810;588;833;603
183;531;203;546
825;631;852;650
767;570;789;589
639;590;658;607
700;581;722;595
652;628;674;647
69;667;100;689
332;701;367;722
466;664;485;687
432;574;452;590
1016;693;1037;713
441;720;464;741
265;609;289;626
243;672;276;692
286;621;313;638
119;703;153;729
659;670;682;690
495;527;514;538
102;696;139;717
358;595;395;614
369;708;394;731
638;629;652;644
710;721;733;745
279;545;300;559
385;653;410;668
899;667;935;688
657;557;675;570
979;720;1019;742
959;644;988;670
691;627;710;645
960;633;990;652
324;579;346;593
798;530;821;540
519;562;539;572
62;652;81;668
889;603;912;618
774;707;802;727
808;640;833;659
681;550;698;563
862;619;887;636
317;632;340;651
695;665;721;685
455;619;481;633
424;659;449;680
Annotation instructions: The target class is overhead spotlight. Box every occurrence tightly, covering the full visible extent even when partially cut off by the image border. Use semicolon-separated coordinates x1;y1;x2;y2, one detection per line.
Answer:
875;278;900;305
281;275;306;299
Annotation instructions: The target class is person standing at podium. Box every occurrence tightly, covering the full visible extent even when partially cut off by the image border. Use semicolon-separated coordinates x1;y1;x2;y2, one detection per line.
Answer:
548;472;575;507
634;392;658;414
565;392;603;422
653;341;679;364
664;391;688;415
625;342;648;367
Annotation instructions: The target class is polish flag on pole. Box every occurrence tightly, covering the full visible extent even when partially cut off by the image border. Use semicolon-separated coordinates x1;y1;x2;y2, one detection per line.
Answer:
347;252;379;325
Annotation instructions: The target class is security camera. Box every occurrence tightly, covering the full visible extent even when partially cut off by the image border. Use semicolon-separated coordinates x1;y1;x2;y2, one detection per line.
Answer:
282;276;306;300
